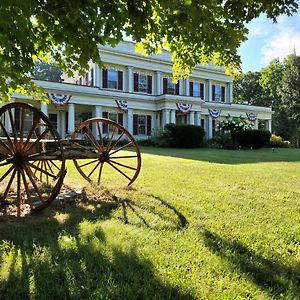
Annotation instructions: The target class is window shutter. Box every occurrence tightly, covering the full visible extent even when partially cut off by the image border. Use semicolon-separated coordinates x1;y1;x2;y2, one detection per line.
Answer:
79;77;82;85
85;73;89;86
146;115;152;136
212;85;216;101
102;69;108;88
103;112;108;133
163;78;168;94
221;86;225;102
134;73;139;92
90;68;94;86
133;114;138;135
14;108;20;131
189;82;193;97
175;82;179;95
118;113;123;134
118;71;123;90
200;83;204;99
147;75;152;94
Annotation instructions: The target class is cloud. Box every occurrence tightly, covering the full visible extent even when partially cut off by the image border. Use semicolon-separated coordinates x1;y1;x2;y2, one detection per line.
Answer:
248;25;269;37
261;25;300;64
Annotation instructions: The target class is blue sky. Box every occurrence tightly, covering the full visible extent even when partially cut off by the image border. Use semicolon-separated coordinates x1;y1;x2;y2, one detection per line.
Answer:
238;10;300;72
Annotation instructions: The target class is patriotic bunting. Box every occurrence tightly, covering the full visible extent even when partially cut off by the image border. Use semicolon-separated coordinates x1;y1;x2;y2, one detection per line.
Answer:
115;100;128;111
47;93;72;105
209;109;221;119
246;112;257;122
176;103;192;114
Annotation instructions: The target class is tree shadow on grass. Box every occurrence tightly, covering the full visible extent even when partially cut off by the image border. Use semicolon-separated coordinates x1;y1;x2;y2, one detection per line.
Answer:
141;146;300;164
202;230;300;298
0;189;191;299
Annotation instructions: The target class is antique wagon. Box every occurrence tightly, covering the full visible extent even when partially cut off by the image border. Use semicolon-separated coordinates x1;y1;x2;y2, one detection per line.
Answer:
0;102;141;216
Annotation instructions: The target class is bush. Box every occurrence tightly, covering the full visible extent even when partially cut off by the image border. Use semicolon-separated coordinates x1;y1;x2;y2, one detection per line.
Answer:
269;134;291;148
234;129;271;149
208;133;239;150
163;124;205;148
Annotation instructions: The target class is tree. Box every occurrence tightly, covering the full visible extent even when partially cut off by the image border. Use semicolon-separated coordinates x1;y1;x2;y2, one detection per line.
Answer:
0;0;298;100
32;62;62;82
233;72;264;105
278;53;300;146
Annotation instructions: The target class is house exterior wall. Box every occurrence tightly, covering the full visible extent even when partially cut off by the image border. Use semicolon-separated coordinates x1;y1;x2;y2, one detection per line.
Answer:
10;41;272;139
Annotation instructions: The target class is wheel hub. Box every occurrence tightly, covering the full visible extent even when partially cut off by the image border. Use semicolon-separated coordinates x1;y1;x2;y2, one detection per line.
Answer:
12;152;25;168
99;151;109;163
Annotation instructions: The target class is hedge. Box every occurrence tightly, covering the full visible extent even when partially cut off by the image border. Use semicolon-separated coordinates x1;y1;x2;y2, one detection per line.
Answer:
234;129;271;149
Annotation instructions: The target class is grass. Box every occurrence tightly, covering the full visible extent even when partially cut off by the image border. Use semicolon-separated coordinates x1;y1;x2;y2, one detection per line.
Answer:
0;147;300;299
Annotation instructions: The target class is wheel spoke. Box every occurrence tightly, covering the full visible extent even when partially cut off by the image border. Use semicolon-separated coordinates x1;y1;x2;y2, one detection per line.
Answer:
107;161;132;181
84;132;100;152
49;160;60;171
23;163;44;202
86;125;102;151
0;165;14;183
0;167;17;202
106;125;117;151
0;160;12;167
87;160;101;179
8;108;18;147
25;127;50;154
20;107;25;146
79;159;99;168
107;131;125;153
97;162;104;185
23;122;39;148
27;161;57;179
0;139;13;154
109;141;133;156
97;122;105;151
45;160;54;176
20;168;33;209
16;170;21;217
109;159;137;171
0;121;15;152
109;155;138;159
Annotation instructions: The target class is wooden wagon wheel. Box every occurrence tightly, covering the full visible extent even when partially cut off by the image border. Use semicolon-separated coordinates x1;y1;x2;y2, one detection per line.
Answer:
71;118;141;186
0;102;66;216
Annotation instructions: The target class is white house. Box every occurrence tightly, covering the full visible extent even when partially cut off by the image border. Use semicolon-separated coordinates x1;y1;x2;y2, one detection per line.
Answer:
10;41;272;139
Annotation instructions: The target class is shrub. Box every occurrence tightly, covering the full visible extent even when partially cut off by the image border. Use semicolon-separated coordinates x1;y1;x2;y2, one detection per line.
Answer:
234;129;271;149
163;124;205;148
269;134;291;148
208;133;239;150
217;118;253;137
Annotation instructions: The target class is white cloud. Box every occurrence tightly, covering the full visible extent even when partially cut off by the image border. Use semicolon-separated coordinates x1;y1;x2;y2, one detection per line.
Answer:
248;25;269;37
261;25;300;64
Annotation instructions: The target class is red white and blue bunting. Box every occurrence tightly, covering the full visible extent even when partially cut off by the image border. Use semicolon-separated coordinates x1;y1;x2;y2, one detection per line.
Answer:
176;103;192;114
47;93;72;105
115;100;128;112
246;112;257;122
209;109;221;119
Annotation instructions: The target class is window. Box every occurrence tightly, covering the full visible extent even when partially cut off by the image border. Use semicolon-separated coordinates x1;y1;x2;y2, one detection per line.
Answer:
212;84;225;102
163;78;179;95
102;69;123;90
49;113;58;130
133;114;152;136
133;73;152;94
102;112;124;134
138;74;147;93
190;82;204;98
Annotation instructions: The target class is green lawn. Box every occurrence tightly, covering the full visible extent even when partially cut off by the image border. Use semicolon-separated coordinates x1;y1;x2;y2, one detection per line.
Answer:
1;147;300;299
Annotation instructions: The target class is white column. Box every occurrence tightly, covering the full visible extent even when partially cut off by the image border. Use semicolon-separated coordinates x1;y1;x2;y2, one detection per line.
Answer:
195;111;201;126
126;66;134;93
170;109;176;124
162;109;170;127
227;82;233;103
93;105;102;137
154;71;162;95
254;119;258;129
266;119;272;132
189;111;195;125
207;79;213;102
41;102;48;117
208;116;213;138
151;111;156;134
94;64;100;87
4;111;12;134
127;108;133;134
179;80;184;95
68;103;75;134
157;111;161;129
185;78;190;96
60;111;66;139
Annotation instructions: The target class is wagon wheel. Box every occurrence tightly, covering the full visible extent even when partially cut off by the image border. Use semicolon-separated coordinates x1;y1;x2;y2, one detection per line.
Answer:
71;118;141;186
0;102;66;216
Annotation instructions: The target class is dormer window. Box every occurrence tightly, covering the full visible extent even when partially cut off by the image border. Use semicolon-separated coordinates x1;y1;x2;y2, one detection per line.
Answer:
133;73;152;94
102;68;123;90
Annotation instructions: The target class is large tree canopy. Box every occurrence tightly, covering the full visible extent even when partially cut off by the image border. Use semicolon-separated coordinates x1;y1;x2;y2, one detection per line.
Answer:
0;0;298;100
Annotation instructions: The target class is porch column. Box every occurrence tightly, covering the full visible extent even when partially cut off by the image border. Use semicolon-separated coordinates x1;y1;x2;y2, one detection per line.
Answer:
195;111;201;126
208;116;213;138
126;66;134;93
162;109;170;127
127;108;133;134
207;79;213;102
93;105;102;137
60;111;66;139
94;64;100;87
189;111;195;125
41;102;48;117
185;78;190;96
152;111;157;133
154;71;162;95
254;118;259;129
179;80;184;95
4;111;12;134
266;119;272;132
227;82;233;103
157;111;161;129
170;109;176;124
68;103;75;134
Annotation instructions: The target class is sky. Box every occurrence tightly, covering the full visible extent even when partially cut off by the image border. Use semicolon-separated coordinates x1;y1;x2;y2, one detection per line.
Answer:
238;10;300;72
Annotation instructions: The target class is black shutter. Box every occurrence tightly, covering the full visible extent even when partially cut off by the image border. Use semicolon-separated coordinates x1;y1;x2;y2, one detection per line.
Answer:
200;83;204;99
163;78;168;94
102;69;108;88
212;85;215;101
134;73;139;92
146;115;152;136
147;75;152;94
133;114;138;135
103;111;108;133
189;82;193;97
221;86;226;102
14;108;20;131
118;71;123;90
118;113;123;134
90;68;94;86
175;82;179;95
85;73;89;86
